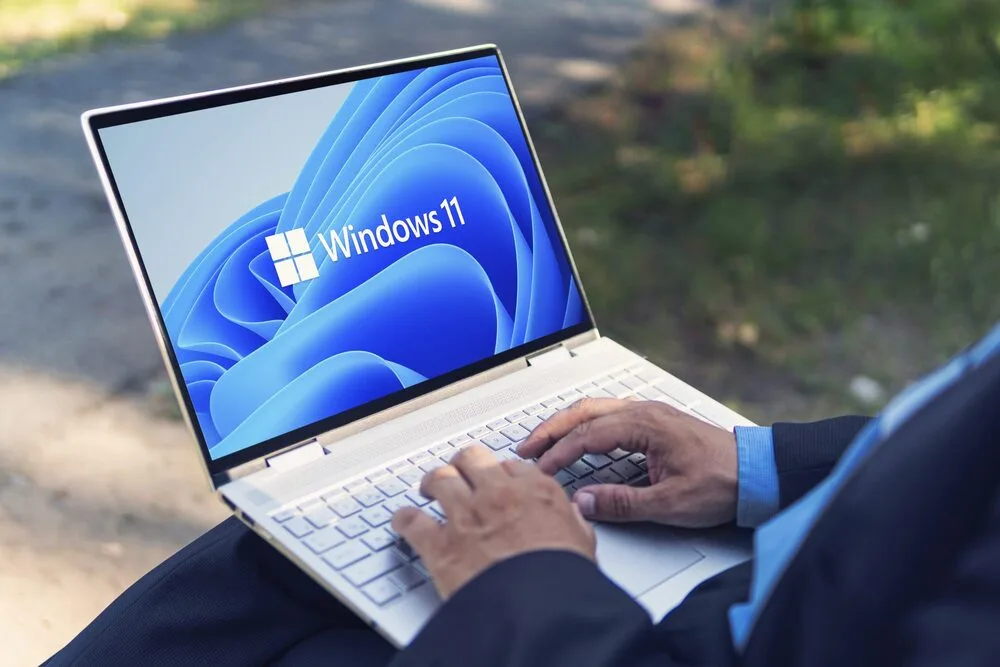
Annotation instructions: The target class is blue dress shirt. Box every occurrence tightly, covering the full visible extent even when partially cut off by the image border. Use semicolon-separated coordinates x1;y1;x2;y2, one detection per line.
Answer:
727;320;1000;650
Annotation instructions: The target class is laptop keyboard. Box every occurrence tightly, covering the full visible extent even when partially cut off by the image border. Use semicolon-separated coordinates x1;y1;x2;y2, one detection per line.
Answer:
268;362;713;607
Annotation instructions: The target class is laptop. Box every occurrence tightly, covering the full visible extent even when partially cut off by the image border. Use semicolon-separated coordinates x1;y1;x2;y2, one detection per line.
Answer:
81;44;752;647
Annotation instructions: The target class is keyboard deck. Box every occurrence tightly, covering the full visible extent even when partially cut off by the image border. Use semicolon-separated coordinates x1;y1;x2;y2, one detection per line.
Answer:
268;362;716;608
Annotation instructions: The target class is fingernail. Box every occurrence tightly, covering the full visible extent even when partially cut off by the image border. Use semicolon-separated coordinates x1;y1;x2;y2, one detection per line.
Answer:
574;491;596;517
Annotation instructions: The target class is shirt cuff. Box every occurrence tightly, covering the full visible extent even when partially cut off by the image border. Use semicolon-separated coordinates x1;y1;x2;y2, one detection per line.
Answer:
734;426;780;528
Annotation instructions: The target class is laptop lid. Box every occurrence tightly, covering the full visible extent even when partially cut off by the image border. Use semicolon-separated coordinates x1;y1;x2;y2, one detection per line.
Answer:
82;45;595;485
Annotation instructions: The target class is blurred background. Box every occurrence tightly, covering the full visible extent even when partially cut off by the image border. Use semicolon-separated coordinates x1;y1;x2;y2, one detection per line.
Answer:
1;0;998;663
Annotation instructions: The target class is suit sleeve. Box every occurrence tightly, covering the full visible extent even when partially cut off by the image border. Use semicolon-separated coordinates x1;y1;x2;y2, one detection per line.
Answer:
771;416;871;509
390;551;709;667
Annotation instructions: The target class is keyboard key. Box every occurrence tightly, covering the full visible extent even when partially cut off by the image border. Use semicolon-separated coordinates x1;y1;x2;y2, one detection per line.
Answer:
272;508;296;523
621;376;644;390
566;460;594;478
343;479;368;493
498;448;521;461
538;408;557;420
574;475;598;489
627;452;646;466
405;490;430;507
397;468;424;486
519;415;543;431
582;453;613;469
440;448;463;463
608;448;631;461
394;540;418;561
482;432;511;451
593;468;624;485
588;388;615;399
304;506;337;529
500;425;531;443
523;403;545;415
375;478;407;497
353;488;385;508
553;470;575;487
413;559;431;579
559;390;584;402
283;516;314;538
328;496;363;518
611;370;630;381
468;426;491;439
361;577;402;606
636;368;662;382
336;516;370;539
541;397;563;408
302;526;346;554
449;434;472;446
605;382;631;397
691;407;720;426
360;506;392;527
429;442;452;456
408;452;433;466
298;497;325;513
387;460;412;474
651;379;702;406
419;459;445;473
366;470;391;484
362;528;396;551
345;550;408;586
638;387;665;401
610;460;643;481
505;411;527;423
383;496;414;514
323;542;370;570
387;564;426;591
487;418;509;430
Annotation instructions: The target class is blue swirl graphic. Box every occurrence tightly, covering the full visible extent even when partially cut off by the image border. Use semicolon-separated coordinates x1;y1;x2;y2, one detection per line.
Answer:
161;56;585;459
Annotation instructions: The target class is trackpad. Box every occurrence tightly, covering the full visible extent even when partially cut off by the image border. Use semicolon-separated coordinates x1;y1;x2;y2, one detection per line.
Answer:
594;522;704;598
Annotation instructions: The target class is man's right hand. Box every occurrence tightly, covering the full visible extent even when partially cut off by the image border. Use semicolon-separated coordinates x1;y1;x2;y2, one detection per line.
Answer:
516;398;739;528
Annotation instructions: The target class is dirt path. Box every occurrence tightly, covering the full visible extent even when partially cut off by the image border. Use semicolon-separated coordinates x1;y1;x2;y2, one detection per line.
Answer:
0;0;714;662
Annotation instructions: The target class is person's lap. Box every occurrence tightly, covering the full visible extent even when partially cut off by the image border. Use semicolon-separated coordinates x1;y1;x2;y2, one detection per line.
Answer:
46;518;396;666
47;518;749;667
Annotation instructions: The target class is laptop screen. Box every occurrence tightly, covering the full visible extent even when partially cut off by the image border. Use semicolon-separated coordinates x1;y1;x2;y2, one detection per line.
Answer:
93;50;590;468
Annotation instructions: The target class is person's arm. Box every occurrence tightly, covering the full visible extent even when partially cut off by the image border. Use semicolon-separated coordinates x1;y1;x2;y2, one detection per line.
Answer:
732;416;871;527
771;416;871;508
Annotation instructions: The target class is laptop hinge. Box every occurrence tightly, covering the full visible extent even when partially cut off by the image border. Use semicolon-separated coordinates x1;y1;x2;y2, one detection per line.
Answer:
526;343;573;368
265;439;324;472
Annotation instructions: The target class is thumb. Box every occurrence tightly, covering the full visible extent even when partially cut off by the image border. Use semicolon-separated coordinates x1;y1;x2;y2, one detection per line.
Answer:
573;484;654;523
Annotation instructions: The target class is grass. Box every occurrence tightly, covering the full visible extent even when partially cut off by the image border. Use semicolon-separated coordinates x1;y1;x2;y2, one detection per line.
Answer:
535;0;1000;421
0;0;264;80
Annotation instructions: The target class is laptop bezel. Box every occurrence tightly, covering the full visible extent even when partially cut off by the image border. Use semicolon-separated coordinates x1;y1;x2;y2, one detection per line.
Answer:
81;44;597;485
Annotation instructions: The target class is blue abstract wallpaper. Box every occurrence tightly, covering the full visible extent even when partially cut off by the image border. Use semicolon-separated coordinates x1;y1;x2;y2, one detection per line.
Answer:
159;56;585;459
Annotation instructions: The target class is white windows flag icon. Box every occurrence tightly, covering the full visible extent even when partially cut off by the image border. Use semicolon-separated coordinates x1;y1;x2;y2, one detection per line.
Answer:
265;228;319;288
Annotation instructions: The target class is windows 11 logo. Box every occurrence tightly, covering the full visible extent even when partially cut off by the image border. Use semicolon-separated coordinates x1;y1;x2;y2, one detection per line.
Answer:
264;228;319;287
264;197;469;288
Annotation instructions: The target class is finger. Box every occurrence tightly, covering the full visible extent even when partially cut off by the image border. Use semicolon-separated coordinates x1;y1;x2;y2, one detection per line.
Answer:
536;410;645;474
573;483;657;523
420;464;472;509
392;507;444;558
517;398;632;459
450;444;506;488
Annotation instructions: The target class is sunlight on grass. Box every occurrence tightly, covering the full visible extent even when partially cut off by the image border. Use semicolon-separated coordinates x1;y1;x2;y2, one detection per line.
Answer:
537;1;1000;419
0;0;262;79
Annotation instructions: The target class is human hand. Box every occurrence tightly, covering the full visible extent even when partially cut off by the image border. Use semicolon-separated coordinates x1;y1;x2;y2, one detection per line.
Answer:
516;398;738;528
391;445;596;600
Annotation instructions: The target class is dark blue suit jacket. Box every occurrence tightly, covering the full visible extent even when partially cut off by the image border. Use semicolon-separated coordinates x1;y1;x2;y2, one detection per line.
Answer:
395;350;1000;667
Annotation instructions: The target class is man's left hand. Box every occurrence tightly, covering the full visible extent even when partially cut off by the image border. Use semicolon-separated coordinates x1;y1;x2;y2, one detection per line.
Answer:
391;445;596;600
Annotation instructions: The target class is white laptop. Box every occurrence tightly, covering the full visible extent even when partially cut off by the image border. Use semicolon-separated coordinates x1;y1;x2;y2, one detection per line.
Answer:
81;44;751;647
